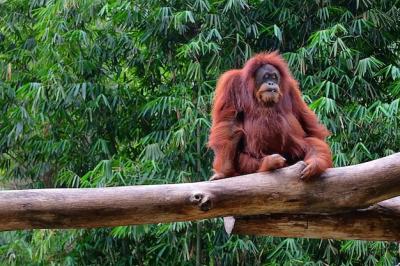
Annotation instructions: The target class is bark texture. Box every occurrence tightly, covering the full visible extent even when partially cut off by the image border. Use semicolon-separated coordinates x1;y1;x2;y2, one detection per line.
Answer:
224;197;400;241
0;153;399;232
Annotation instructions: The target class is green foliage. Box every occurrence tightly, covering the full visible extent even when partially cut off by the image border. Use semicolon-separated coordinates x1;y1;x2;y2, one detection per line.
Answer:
0;0;399;265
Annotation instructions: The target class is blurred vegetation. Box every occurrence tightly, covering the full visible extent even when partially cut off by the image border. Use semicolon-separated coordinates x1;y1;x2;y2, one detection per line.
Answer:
1;0;400;265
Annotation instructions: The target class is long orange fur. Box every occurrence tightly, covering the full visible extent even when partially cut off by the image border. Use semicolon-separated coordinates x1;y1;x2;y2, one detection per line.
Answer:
208;52;332;179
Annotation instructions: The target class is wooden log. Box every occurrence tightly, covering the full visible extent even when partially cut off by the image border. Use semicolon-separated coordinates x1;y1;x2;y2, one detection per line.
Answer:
0;153;400;231
224;197;400;241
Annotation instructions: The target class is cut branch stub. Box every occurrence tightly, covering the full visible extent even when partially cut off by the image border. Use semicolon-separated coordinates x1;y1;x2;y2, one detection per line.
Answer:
189;192;213;211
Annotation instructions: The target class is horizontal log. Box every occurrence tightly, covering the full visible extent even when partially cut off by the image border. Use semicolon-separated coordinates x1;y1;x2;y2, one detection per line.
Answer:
0;153;400;231
224;197;400;241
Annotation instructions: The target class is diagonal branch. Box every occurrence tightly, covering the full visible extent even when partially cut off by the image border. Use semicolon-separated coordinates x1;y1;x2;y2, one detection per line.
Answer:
0;153;399;231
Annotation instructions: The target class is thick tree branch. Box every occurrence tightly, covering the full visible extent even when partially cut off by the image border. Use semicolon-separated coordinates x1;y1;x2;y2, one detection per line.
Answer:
224;197;400;241
0;153;399;231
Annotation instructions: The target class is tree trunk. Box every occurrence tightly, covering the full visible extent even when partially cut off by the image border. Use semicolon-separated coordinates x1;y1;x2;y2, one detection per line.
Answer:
0;153;399;232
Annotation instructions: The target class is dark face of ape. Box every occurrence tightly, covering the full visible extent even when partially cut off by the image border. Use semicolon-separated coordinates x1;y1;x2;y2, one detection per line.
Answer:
254;64;281;106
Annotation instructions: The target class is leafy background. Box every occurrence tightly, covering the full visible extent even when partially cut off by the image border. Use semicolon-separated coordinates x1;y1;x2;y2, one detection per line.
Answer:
1;0;400;265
